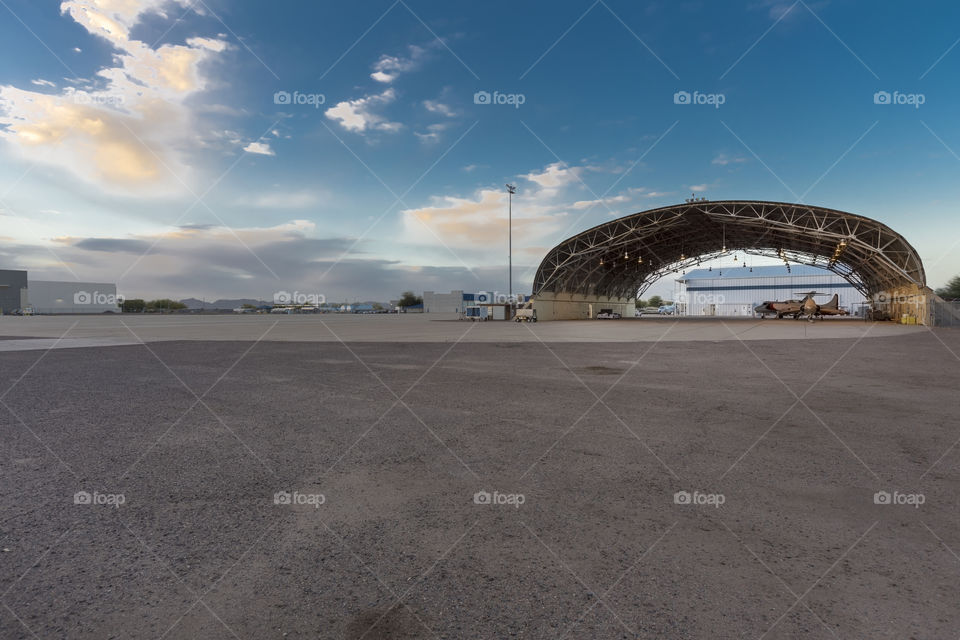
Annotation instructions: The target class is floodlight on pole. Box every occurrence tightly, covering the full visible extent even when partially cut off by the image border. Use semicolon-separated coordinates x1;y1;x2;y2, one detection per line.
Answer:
506;184;517;297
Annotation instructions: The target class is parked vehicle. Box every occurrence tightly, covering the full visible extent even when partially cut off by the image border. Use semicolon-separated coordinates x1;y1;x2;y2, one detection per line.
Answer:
514;308;537;322
596;309;621;319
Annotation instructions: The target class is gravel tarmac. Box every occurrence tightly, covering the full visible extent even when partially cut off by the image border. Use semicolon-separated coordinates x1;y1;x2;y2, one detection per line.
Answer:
1;329;959;639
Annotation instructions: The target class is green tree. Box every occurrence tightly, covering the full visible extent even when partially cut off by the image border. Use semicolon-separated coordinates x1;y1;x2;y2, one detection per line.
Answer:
372;302;384;311
122;298;146;313
936;275;960;300
648;295;663;308
146;299;187;312
635;299;647;309
398;291;422;307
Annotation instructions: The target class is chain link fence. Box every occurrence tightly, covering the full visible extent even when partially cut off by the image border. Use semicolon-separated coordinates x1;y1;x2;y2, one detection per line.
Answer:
930;299;960;327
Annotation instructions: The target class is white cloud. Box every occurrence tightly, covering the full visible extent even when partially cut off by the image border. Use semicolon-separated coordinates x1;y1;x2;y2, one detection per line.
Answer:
243;141;275;156
325;88;401;133
186;36;228;53
571;194;629;209
688;184;708;192
401;188;564;252
523;162;582;189
522;162;587;199
400;162;593;260
711;153;747;166
414;123;448;144
0;0;228;196
30;79;56;88
370;45;426;83
424;100;456;117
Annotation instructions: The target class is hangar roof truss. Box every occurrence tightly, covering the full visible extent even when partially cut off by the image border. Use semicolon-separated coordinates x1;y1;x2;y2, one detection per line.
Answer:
532;201;926;298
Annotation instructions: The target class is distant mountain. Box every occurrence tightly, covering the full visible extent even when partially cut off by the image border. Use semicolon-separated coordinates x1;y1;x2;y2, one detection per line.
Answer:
180;298;264;310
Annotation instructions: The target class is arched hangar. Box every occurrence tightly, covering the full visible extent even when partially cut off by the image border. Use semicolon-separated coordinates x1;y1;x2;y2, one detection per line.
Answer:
531;200;928;321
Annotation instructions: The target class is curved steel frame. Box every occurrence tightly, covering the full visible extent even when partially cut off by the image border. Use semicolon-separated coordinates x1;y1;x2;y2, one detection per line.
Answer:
533;201;926;299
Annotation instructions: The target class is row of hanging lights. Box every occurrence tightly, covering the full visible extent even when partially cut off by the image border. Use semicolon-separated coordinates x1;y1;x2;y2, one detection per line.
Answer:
595;222;774;276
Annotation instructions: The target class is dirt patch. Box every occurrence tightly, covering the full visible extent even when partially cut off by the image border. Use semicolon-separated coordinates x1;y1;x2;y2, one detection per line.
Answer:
344;607;427;639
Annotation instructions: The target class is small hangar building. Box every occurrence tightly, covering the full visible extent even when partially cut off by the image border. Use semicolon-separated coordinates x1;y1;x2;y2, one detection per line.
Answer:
27;280;120;314
674;265;867;316
422;290;466;313
0;269;120;314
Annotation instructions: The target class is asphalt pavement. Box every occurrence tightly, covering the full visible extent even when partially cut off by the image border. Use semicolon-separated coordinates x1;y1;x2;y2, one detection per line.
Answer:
1;326;959;638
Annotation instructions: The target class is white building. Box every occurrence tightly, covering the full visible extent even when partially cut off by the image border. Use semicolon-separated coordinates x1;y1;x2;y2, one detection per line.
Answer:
27;280;121;314
422;290;465;313
674;265;866;317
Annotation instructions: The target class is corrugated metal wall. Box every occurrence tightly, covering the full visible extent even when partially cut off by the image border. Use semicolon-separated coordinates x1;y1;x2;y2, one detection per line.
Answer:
674;272;866;316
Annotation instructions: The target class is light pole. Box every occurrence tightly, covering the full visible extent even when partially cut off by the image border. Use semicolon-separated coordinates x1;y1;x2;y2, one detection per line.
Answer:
506;184;516;297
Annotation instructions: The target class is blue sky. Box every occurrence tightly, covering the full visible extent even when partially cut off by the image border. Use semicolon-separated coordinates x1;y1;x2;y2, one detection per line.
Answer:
1;0;958;301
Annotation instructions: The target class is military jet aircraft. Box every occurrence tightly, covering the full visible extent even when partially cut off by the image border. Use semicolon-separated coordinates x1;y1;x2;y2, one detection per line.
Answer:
807;293;848;318
754;299;803;319
796;292;849;321
755;293;848;320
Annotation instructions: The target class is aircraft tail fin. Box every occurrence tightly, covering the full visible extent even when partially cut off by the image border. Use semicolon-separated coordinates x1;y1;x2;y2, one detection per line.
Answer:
823;293;839;309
